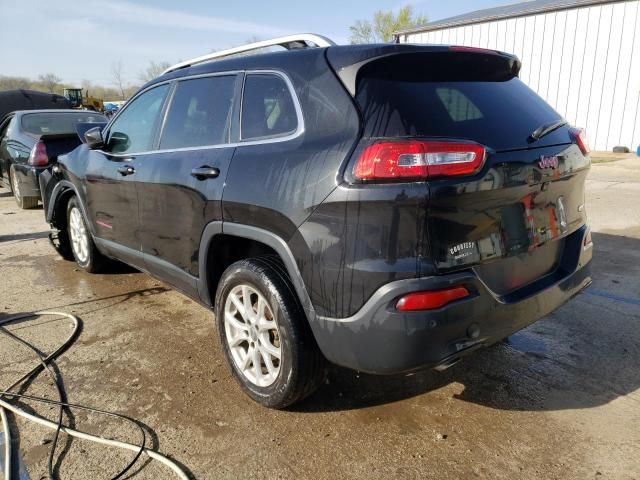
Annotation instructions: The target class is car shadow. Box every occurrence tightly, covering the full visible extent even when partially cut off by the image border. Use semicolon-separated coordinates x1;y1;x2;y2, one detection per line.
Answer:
293;232;640;414
0;231;50;243
99;261;139;275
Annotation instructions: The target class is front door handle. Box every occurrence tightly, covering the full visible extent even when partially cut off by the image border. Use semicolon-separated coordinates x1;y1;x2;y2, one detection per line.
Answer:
191;166;220;180
117;165;135;176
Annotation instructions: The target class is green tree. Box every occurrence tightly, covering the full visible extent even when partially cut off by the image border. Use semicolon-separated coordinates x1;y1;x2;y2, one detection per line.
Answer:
350;6;427;44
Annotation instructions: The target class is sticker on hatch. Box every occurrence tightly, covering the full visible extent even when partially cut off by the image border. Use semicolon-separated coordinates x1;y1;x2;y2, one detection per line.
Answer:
449;241;477;261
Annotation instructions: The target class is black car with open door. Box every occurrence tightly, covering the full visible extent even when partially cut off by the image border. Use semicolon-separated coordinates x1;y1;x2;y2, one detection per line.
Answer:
0;109;106;208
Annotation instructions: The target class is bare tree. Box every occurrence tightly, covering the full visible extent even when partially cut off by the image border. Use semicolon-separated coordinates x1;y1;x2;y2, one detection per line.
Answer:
38;73;61;93
0;75;30;91
350;6;428;44
111;60;127;100
139;61;172;83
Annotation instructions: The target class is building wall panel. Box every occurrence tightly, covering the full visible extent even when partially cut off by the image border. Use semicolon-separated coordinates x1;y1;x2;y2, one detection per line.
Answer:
402;0;640;151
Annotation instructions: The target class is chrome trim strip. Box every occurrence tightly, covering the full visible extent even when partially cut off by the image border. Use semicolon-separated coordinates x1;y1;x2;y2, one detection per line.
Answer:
163;33;335;74
98;69;304;158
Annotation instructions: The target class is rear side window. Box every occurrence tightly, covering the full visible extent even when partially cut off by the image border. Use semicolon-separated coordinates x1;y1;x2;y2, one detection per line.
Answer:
160;75;236;149
21;112;107;135
241;74;298;140
355;53;564;151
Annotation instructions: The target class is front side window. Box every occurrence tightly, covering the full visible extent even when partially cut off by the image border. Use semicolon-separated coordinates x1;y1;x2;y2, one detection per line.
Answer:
107;84;169;154
241;74;298;140
160;75;236;149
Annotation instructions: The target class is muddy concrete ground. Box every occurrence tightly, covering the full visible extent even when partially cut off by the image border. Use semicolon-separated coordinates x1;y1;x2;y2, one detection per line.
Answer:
0;156;639;480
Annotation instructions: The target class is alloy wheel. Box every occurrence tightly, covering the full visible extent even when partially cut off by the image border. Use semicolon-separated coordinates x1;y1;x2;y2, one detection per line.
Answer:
224;284;282;387
68;207;89;264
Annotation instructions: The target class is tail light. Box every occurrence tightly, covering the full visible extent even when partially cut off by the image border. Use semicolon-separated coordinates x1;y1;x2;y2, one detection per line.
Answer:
396;286;470;311
353;140;486;181
28;141;49;167
570;128;590;156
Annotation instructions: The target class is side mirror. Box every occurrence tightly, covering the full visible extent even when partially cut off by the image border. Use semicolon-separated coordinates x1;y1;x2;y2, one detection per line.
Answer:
84;127;104;149
109;132;130;153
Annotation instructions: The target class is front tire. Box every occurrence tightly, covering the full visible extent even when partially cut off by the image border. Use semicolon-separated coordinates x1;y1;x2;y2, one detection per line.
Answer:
215;257;326;408
67;196;105;272
10;165;38;209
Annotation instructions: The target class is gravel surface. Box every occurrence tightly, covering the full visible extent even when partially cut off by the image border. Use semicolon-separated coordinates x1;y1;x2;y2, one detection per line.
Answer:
0;157;639;479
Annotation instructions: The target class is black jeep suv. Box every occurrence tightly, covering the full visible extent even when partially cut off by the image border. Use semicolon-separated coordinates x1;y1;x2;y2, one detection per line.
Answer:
40;35;593;408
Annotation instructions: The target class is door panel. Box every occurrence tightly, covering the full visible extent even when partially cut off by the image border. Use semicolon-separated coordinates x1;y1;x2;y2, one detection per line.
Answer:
82;83;170;264
136;74;239;282
136;147;234;278
83;149;141;260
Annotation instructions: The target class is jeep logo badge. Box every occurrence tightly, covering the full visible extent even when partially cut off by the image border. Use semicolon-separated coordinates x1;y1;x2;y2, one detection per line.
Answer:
539;155;559;169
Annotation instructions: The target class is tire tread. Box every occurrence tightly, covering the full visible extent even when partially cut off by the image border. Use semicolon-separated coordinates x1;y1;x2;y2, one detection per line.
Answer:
215;255;326;408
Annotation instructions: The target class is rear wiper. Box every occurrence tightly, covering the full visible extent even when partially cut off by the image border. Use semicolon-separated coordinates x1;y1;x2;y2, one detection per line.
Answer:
528;120;567;143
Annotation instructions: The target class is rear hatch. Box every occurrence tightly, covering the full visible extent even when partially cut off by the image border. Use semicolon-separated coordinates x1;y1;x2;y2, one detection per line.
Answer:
330;47;590;296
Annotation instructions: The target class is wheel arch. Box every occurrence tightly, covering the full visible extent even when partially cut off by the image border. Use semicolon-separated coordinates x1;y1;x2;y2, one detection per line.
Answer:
46;181;96;235
198;222;316;324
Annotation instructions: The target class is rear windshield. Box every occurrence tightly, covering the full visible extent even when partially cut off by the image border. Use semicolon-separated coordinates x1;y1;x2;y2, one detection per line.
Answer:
356;53;566;151
21;112;107;135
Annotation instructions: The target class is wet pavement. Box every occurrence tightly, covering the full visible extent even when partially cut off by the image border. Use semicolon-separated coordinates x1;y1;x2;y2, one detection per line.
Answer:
0;157;639;479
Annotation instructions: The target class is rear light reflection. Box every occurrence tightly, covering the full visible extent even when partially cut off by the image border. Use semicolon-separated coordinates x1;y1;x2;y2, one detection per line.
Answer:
396;286;470;311
449;45;499;55
28;141;49;167
353;140;486;181
584;227;593;247
570;128;590;156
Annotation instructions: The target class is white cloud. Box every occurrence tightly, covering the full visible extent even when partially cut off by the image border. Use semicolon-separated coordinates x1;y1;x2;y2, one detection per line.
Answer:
0;0;290;84
55;0;288;37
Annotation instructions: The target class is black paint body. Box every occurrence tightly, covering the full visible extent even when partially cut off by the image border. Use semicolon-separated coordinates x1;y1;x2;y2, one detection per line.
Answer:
40;44;593;374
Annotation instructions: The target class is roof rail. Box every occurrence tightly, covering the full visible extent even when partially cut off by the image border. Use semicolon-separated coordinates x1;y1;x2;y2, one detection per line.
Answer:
162;33;336;75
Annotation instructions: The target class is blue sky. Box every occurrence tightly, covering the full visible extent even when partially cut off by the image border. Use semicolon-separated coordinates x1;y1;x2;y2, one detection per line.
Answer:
0;0;516;85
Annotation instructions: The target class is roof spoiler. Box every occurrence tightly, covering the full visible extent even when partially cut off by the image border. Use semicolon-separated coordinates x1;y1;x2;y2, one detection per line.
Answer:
326;44;521;96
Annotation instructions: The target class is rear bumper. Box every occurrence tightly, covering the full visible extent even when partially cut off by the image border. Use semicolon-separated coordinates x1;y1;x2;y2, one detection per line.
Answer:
310;226;593;374
13;163;46;198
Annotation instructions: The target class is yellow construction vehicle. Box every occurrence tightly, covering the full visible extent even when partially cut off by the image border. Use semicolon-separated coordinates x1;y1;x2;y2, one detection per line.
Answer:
63;88;104;112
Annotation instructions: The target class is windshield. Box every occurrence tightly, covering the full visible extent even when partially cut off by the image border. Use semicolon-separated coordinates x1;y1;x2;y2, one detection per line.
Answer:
21;112;107;135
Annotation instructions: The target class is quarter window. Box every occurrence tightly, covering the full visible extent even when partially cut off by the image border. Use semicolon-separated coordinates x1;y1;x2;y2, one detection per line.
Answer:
241;74;298;140
160;75;236;149
106;84;169;154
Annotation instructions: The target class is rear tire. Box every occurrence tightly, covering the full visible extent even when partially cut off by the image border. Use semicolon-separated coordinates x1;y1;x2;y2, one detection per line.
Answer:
10;165;38;209
67;196;105;272
215;256;326;409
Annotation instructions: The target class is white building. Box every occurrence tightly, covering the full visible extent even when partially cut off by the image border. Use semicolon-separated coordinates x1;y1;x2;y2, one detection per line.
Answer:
395;0;640;152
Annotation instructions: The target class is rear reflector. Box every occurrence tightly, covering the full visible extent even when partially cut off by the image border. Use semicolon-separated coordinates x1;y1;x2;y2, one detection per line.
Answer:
353;140;485;181
28;141;49;167
570;128;590;156
396;286;470;311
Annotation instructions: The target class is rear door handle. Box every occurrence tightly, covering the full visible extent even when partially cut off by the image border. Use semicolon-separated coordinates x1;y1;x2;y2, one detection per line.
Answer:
191;166;220;180
117;165;135;176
